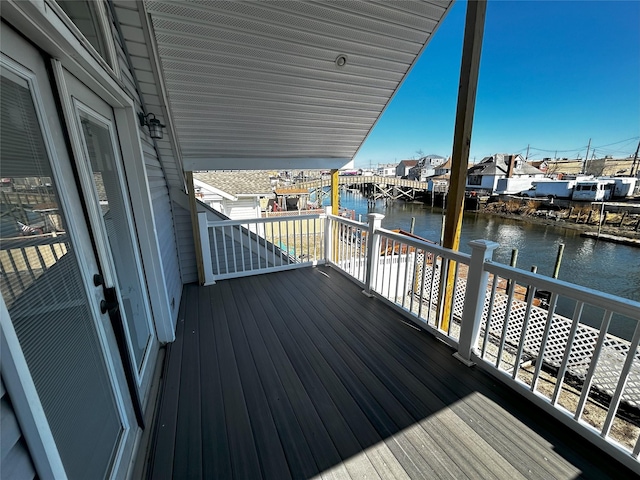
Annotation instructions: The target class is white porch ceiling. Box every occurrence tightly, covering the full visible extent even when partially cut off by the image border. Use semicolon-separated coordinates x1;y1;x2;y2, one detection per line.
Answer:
143;0;454;170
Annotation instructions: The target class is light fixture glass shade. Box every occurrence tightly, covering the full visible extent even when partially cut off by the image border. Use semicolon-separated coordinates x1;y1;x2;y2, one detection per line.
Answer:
148;118;164;139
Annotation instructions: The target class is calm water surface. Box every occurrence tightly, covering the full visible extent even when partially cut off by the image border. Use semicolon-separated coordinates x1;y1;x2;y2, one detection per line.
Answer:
333;192;640;339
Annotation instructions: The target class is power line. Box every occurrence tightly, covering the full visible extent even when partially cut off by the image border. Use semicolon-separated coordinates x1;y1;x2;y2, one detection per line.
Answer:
529;145;588;153
592;136;640;149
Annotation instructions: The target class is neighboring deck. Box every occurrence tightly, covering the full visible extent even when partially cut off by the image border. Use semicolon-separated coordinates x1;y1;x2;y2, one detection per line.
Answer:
147;266;635;479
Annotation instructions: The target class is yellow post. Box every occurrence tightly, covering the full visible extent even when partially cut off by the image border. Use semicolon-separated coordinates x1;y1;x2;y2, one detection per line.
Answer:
330;169;339;215
186;171;205;285
441;0;487;331
329;169;340;262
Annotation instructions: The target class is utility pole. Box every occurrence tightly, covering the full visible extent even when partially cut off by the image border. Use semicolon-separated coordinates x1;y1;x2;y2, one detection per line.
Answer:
631;140;640;177
525;144;530;160
583;138;591;174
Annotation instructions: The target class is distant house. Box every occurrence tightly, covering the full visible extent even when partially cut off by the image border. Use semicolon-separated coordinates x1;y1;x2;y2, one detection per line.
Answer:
396;160;418;178
194;171;274;220
377;163;398;177
408;155;447;181
466;154;544;193
434;157;452;176
529;160;549;174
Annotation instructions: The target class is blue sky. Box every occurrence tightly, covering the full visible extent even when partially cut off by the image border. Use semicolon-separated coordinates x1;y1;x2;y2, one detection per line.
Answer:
352;0;640;168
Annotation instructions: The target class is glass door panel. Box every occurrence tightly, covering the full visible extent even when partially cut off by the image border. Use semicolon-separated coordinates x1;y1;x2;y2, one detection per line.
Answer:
76;108;152;373
1;58;123;479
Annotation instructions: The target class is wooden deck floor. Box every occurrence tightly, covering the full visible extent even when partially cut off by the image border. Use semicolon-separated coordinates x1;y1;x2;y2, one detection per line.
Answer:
147;266;635;479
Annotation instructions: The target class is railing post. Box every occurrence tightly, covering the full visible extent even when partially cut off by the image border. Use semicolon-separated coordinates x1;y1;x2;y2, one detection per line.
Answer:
454;239;499;366
362;213;384;297
198;212;215;285
323;206;332;263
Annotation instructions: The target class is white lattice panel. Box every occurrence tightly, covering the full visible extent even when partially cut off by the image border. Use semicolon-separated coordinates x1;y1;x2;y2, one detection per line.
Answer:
481;289;640;407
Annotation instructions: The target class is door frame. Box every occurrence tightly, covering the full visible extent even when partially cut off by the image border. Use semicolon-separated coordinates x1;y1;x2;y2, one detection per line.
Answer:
52;60;174;345
66;91;157;387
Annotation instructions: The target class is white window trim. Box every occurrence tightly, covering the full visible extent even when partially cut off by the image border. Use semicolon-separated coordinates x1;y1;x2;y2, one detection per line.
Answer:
1;297;67;480
45;0;120;80
3;0;125;106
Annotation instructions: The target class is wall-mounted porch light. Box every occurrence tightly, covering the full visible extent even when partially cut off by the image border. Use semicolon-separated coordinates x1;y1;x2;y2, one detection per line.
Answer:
138;112;166;139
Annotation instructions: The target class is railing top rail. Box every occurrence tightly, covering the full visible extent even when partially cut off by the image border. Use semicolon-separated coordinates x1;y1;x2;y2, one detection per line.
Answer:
327;214;367;229
208;213;324;228
295;175;430;190
1;233;68;248
486;261;640;319
376;227;471;264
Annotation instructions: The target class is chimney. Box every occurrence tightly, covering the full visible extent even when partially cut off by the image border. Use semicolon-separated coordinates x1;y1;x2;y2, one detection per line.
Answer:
506;155;516;178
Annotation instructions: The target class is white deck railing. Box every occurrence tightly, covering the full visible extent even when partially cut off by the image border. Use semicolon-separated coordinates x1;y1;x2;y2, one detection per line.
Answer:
0;233;69;308
199;210;640;470
198;212;326;284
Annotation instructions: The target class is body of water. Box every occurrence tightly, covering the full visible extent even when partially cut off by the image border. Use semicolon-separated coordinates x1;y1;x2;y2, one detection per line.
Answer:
332;192;640;339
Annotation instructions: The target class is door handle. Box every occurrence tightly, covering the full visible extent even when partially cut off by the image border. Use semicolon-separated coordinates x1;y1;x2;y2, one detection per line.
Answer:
100;299;119;315
100;286;120;315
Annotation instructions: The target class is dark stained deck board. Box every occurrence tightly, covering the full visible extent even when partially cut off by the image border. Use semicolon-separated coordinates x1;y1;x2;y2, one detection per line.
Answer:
286;271;530;479
228;280;324;479
198;285;232;479
148;266;637;479
265;272;469;478
146;288;186;480
234;276;355;479
281;271;517;479
306;269;575;479
208;284;263;479
239;275;395;480
173;285;203;478
218;281;293;479
307;267;634;479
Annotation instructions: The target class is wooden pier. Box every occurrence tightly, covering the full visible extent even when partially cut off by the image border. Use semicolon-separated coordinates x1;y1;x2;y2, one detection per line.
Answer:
288;176;441;204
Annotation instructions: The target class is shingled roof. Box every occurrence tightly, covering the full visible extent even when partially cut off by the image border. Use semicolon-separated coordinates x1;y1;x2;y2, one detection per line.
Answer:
194;171;274;196
468;154;543;176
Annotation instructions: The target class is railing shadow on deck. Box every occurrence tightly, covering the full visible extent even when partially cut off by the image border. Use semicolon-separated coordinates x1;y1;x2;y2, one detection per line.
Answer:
193;209;640;473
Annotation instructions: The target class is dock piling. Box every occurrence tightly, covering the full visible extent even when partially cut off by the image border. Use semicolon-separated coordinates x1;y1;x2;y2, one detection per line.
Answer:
553;244;565;279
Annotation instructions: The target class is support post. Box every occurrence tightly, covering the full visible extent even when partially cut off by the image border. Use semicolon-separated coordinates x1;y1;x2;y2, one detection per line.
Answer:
198;212;215;285
324;206;333;263
186;171;206;284
363;213;384;297
442;0;487;329
455;239;499;366
330;169;339;215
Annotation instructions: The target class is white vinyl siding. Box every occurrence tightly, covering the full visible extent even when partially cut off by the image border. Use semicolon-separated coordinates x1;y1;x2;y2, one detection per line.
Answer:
224;198;261;220
109;1;183;320
173;200;198;284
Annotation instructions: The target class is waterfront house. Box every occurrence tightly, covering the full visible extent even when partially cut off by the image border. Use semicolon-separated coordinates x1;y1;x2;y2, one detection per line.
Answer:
1;2;638;479
193;171;274;220
408;154;448;181
434;157;453;176
396;159;419;178
466;153;544;194
377;163;398;177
